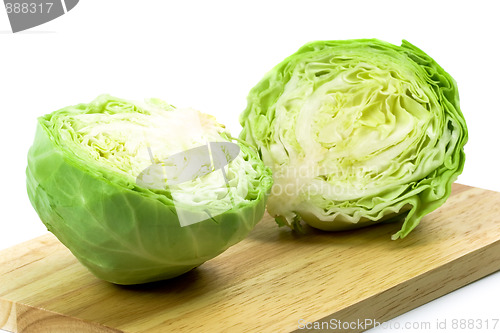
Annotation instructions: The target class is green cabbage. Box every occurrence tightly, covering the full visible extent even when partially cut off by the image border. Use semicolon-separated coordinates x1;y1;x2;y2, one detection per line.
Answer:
240;39;467;239
27;95;272;284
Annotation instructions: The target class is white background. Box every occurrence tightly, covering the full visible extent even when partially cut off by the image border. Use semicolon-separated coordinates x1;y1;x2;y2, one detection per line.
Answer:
1;1;499;332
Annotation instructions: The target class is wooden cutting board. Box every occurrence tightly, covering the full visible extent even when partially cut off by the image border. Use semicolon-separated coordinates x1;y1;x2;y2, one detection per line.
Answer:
1;183;500;333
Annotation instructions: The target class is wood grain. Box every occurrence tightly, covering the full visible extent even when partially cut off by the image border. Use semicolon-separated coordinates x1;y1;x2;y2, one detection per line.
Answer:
0;300;15;333
1;183;500;333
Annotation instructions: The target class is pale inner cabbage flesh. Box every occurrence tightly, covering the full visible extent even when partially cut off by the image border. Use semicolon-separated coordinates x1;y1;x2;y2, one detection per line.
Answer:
54;105;260;209
267;56;457;222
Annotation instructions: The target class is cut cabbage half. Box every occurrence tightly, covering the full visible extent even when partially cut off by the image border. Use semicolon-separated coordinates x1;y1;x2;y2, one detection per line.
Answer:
240;39;467;239
27;95;272;284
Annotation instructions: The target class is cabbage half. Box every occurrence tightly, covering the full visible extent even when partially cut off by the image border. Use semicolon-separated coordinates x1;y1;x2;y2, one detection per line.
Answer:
240;39;467;239
27;95;272;284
